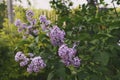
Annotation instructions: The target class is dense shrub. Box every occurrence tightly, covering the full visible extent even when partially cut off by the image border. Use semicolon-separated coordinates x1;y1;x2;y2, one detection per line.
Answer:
0;0;120;80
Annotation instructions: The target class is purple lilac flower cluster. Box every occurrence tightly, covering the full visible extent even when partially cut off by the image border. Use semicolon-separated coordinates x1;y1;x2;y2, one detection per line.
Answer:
39;15;81;67
58;44;81;67
26;10;37;26
14;10;38;37
39;16;66;46
14;19;27;33
27;56;46;73
39;15;50;31
15;52;46;73
15;51;29;67
49;26;65;46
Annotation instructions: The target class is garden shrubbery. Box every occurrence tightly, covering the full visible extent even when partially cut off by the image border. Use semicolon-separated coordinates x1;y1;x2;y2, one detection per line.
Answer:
0;0;120;80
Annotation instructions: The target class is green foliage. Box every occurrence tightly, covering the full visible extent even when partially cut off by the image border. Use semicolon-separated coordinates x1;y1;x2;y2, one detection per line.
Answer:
0;19;23;80
0;0;120;80
49;0;120;80
0;1;7;28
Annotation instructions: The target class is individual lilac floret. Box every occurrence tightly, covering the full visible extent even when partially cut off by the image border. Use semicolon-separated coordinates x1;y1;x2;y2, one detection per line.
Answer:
27;56;46;73
14;19;21;27
15;51;26;62
21;23;27;29
72;57;81;67
26;10;34;18
30;19;37;26
68;48;77;59
28;53;34;58
33;29;39;36
45;20;50;26
25;25;39;37
61;59;71;66
17;28;23;33
49;26;65;46
26;25;33;34
39;15;47;23
41;24;47;31
14;20;27;33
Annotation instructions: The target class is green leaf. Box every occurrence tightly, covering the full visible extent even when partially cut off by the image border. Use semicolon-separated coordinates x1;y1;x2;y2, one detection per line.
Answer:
79;33;90;40
47;71;54;80
18;39;30;45
101;52;109;66
35;36;39;43
67;31;72;37
94;52;109;66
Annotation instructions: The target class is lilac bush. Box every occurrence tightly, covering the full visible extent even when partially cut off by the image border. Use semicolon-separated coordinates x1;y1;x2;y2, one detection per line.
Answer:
14;10;81;74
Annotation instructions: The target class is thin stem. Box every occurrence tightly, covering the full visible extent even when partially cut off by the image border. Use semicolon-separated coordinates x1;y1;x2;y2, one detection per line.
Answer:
112;0;119;17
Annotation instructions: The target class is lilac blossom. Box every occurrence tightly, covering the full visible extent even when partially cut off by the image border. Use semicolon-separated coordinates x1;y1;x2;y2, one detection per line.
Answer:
58;44;76;60
68;48;76;59
26;10;36;25
58;44;81;67
15;51;26;62
26;10;34;18
61;59;71;66
25;25;39;37
49;26;65;46
14;19;21;27
15;52;46;73
20;58;29;67
28;53;34;58
15;20;27;33
30;19;37;26
17;28;23;33
39;15;47;23
58;44;69;59
41;23;47;31
15;51;29;67
72;57;81;67
40;20;50;31
45;20;50;26
26;25;33;34
39;15;50;32
33;29;39;36
21;23;27;29
17;23;27;33
27;56;46;73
